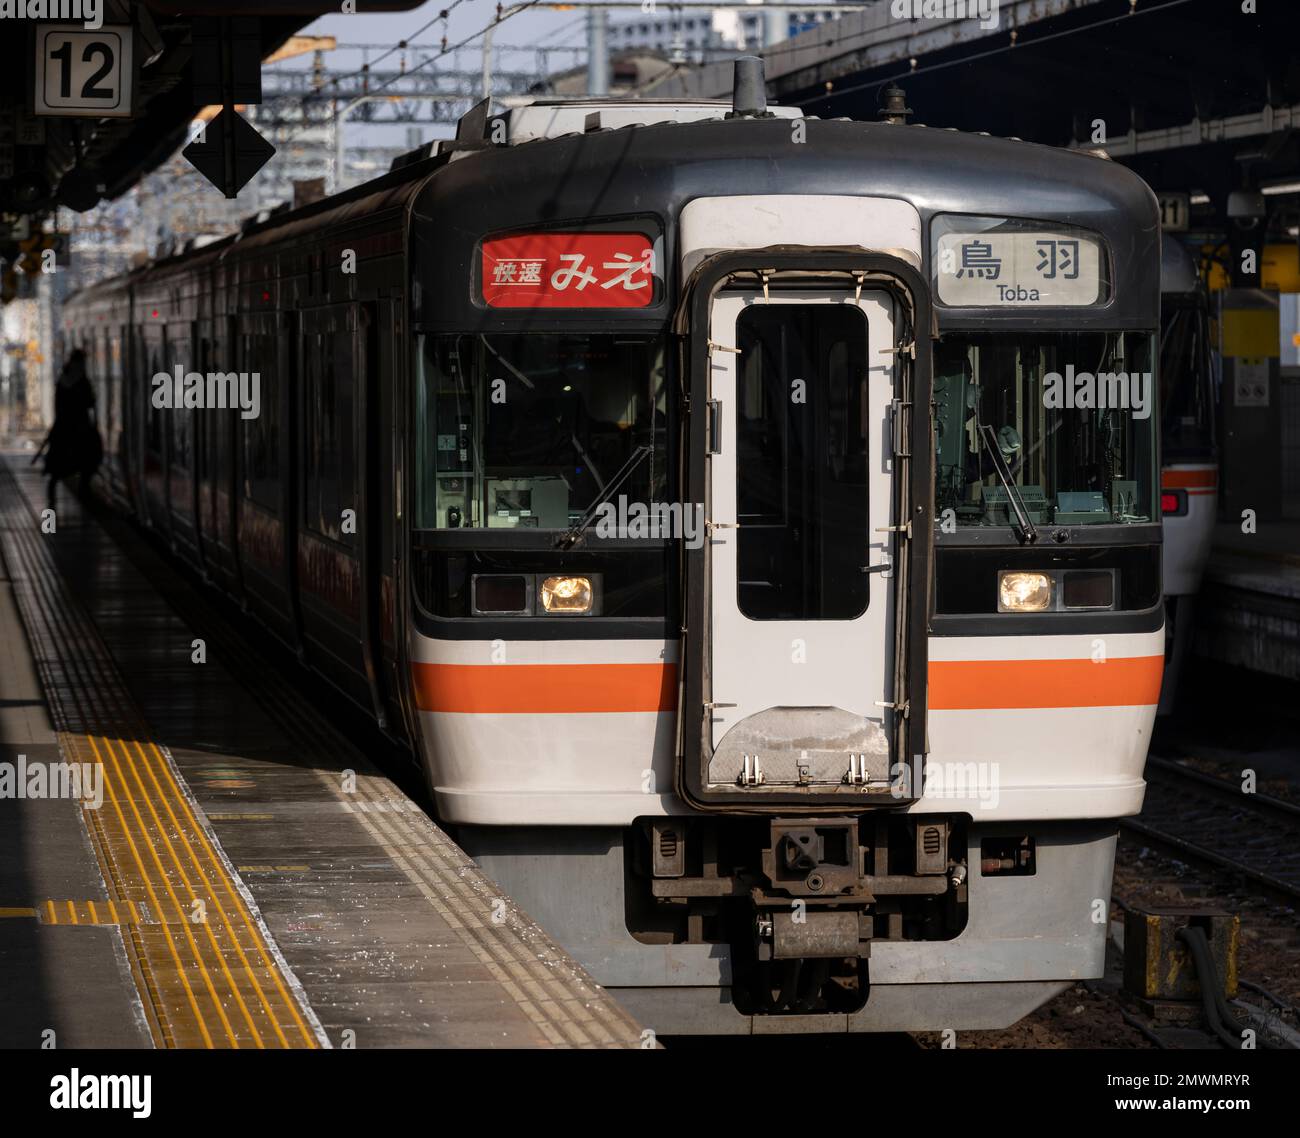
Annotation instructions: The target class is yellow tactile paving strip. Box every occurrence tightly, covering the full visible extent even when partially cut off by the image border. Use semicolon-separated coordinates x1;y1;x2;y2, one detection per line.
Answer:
2;459;647;1048
40;899;147;925
0;464;322;1049
61;732;319;1050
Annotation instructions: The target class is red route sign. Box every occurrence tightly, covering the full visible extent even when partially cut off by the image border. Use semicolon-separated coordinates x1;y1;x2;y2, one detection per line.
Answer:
481;232;655;308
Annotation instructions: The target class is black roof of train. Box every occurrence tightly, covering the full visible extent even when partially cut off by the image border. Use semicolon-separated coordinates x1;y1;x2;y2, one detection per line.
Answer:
425;114;1157;237
413;115;1159;330
68;111;1160;329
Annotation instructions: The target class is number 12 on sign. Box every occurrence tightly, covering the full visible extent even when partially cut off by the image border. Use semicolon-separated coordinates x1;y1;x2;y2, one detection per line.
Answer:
34;24;134;118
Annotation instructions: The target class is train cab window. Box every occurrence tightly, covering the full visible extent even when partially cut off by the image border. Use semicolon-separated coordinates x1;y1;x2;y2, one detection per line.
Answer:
414;333;667;531
734;304;870;620
933;330;1157;529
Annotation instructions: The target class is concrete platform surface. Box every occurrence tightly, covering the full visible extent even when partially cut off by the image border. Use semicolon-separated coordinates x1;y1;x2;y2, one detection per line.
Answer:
0;454;644;1048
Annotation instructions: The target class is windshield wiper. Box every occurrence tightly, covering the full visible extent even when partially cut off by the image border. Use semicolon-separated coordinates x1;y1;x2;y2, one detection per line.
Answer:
555;445;652;549
978;424;1037;544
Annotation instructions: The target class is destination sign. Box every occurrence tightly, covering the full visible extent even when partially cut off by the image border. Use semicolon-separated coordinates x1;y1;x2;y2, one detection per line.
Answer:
481;232;655;309
935;230;1104;307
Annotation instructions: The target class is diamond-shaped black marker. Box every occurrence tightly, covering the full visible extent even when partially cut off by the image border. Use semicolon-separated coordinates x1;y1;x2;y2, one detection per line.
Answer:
183;108;275;199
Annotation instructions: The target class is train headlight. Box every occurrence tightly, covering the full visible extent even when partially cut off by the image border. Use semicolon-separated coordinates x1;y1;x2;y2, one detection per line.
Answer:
540;575;594;614
998;571;1054;613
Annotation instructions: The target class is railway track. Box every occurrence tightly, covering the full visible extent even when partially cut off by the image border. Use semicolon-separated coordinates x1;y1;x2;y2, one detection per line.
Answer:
1122;755;1300;908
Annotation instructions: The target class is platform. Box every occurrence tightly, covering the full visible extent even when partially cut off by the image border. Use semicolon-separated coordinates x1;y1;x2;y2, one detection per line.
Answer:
1195;519;1300;681
0;452;644;1049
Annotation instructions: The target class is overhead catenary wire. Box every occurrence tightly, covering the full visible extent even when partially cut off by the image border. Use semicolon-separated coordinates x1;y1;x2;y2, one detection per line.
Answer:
347;0;548;103
156;0;1199;201
306;0;474;92
270;0;549;151
796;0;1196;109
149;0;553;194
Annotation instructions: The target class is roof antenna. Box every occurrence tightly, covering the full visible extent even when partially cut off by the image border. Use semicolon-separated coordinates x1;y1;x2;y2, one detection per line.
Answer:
729;56;772;119
878;83;913;125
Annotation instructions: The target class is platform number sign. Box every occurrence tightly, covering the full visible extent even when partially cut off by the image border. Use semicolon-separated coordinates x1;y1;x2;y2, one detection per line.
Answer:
1158;192;1190;233
34;25;134;119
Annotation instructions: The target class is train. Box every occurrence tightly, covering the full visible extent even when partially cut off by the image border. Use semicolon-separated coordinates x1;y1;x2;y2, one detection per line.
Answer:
63;59;1165;1034
1157;236;1218;714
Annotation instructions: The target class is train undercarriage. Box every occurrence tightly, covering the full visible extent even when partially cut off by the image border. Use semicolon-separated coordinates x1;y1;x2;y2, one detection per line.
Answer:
625;815;971;1015
460;815;1110;1034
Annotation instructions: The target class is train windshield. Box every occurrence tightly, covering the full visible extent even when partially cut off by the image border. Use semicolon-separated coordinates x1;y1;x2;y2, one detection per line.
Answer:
414;333;667;530
1159;298;1216;459
934;330;1158;528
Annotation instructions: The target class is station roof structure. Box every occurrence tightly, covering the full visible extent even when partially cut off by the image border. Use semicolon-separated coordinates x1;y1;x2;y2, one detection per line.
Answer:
0;1;423;268
645;0;1300;243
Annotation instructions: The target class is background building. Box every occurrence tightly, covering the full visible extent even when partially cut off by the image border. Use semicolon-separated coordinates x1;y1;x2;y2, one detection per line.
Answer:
608;3;852;64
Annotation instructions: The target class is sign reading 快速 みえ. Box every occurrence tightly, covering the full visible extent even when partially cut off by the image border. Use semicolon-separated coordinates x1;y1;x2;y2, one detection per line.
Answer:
935;231;1103;307
481;232;655;309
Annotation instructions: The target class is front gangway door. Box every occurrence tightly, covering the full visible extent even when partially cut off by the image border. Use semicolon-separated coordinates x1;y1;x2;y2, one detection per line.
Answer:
704;288;901;797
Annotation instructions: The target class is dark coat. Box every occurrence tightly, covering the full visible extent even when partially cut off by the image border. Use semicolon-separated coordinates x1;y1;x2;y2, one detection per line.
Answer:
44;357;102;481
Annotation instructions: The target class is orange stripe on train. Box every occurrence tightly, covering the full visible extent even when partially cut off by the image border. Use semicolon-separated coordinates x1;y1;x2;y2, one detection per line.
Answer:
928;654;1164;710
413;662;678;713
1162;468;1217;490
413;655;1164;714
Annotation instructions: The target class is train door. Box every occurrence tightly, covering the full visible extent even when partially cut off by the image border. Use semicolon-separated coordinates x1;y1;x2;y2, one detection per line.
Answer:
364;298;401;734
358;303;387;728
90;328;108;490
295;303;369;706
126;320;145;516
702;286;910;795
191;317;209;573
222;313;242;596
234;311;294;643
142;320;170;534
108;328;123;501
118;325;136;512
283;308;304;649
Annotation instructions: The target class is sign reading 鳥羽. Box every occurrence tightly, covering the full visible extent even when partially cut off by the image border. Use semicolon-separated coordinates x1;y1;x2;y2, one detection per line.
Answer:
935;231;1103;307
482;233;655;308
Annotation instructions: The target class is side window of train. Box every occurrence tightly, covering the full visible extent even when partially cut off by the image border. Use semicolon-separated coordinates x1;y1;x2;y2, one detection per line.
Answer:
301;311;357;545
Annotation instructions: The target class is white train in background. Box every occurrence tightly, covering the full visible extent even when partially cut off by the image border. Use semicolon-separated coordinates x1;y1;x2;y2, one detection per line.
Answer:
1157;236;1219;714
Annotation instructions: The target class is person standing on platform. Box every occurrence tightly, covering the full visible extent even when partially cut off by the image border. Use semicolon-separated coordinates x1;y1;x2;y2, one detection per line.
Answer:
34;348;102;509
